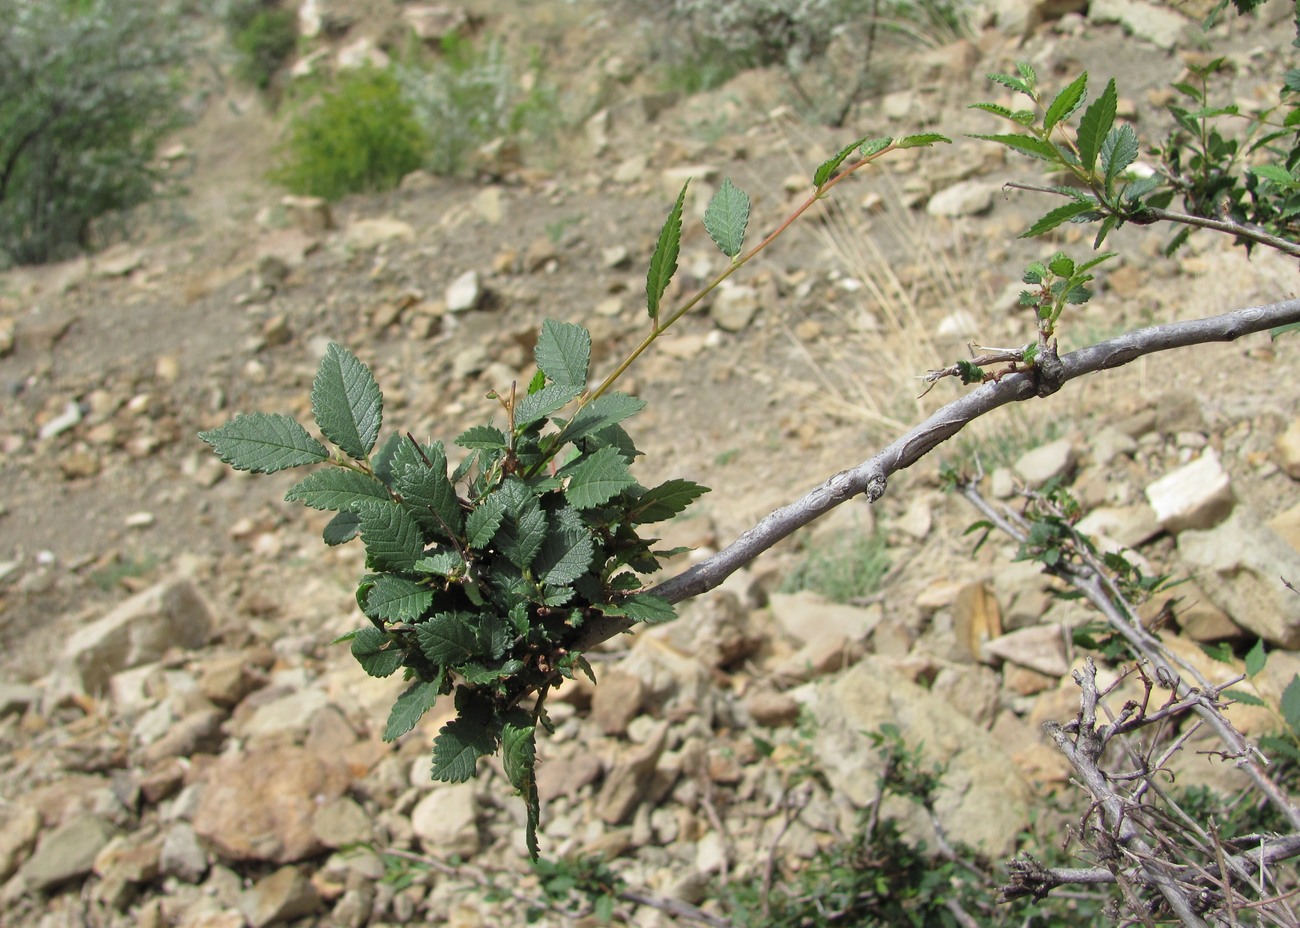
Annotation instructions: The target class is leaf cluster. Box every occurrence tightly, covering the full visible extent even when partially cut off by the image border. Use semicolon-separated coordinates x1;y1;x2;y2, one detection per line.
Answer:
200;329;708;858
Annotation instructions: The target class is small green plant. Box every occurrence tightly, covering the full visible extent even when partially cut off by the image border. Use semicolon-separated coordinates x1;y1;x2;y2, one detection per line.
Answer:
270;67;429;200
398;33;558;177
780;529;889;603
0;0;194;266
202;131;948;859
228;3;298;91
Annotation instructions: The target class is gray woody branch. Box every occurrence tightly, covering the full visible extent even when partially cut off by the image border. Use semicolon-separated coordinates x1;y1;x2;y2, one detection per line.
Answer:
574;296;1300;651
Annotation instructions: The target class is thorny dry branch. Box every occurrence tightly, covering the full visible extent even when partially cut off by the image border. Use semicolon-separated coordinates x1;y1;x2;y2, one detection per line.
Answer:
958;481;1300;926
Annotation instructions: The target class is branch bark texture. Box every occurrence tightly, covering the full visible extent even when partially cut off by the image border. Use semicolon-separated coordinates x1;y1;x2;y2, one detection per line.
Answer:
576;296;1300;651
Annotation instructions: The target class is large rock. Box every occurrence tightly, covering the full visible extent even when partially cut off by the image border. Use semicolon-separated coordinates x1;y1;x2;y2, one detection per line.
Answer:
1145;448;1235;533
192;746;350;863
1177;509;1300;648
1089;0;1191;49
801;658;1031;857
62;578;213;694
409;782;479;858
20;814;116;892
768;591;882;646
241;865;322;928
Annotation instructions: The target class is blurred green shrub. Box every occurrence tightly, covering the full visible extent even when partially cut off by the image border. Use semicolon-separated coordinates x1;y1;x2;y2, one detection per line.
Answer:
228;2;298;90
0;0;193;266
270;67;429;200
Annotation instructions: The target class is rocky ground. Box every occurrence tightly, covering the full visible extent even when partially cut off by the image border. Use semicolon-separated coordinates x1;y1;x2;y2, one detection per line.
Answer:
1;0;1299;926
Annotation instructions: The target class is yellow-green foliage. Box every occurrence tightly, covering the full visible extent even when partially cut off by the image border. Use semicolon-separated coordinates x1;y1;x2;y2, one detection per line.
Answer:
271;68;429;201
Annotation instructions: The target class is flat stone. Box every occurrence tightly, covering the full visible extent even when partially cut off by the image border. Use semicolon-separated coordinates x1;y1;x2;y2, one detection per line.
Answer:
62;578;213;695
1075;504;1161;549
1145;448;1235;533
596;721;667;825
0;806;40;882
926;180;997;218
1013;438;1076;488
192;745;350;863
343;217;414;251
591;670;646;736
744;689;801;727
710;283;759;332
240;865;322;928
141;707;226;764
20;814;116;892
445;270;482;313
768;591;883;646
234;688;330;743
982;625;1069;676
1177;509;1300;648
805;658;1031;856
409;782;479;858
280;195;334;234
536;749;602;803
1267;500;1300;556
312;797;372;849
1090;0;1190;48
160;823;208;883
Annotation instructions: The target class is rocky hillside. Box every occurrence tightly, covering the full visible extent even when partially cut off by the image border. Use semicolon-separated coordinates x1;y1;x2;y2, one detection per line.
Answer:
0;1;1299;926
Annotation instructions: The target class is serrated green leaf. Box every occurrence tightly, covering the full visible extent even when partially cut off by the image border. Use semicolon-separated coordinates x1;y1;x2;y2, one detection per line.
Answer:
1100;124;1138;185
535;320;591;389
986;72;1032;96
1019;200;1099;238
1093;214;1120;250
430;713;497;783
351;626;404;677
456;424;508;450
1047;253;1075;277
896;133;951;149
285;468;391;512
618;593;676;625
495;480;548;570
703;177;750;259
1077;78;1117;173
477;613;514;660
384;680;441;742
969;133;1062;162
968;102;1035;125
502;713;539;860
393;443;464;538
413;549;464;577
1199;641;1235;665
557;393;647;447
312;343;383;461
366;575;434;623
372;433;404;487
323;511;361;546
632;479;710;523
1281;674;1300;732
466;495;505;549
515;383;580;429
1271;320;1300;340
1044;72;1088;132
814;134;873;188
1251;164;1298;188
199;413;329;474
1222;688;1267;707
647;180;688;323
858;136;892;158
564;445;637;510
1017;61;1037;86
1076;251;1118;274
357;501;425;571
534;507;595;586
416;611;478;666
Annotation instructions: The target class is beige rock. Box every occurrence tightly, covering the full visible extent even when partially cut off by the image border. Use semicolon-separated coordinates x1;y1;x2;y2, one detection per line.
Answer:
952;582;1003;658
62;578;213;695
596;721;668;825
0;806;40;882
1145;448;1235;533
768;591;882;645
982;624;1069;677
591;670;646;736
192;746;349;863
343;218;414;251
1014;438;1076;489
410;782;479;858
240;865;322;928
1277;418;1300;479
280;196;333;235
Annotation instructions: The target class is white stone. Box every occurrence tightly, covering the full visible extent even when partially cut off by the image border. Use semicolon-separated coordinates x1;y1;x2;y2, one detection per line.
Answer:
1145;448;1234;533
926;180;998;218
445;270;482;313
39;401;82;440
768;591;883;646
982;625;1069;676
1013;438;1076;488
343;218;414;251
410;782;479;858
710;283;759;332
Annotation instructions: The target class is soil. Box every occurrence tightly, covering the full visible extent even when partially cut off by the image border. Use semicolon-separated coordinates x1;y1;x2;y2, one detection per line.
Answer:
1;0;1298;682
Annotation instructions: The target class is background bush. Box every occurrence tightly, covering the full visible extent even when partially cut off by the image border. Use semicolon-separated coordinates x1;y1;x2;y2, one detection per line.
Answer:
270;67;429;201
0;0;193;267
227;1;299;91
